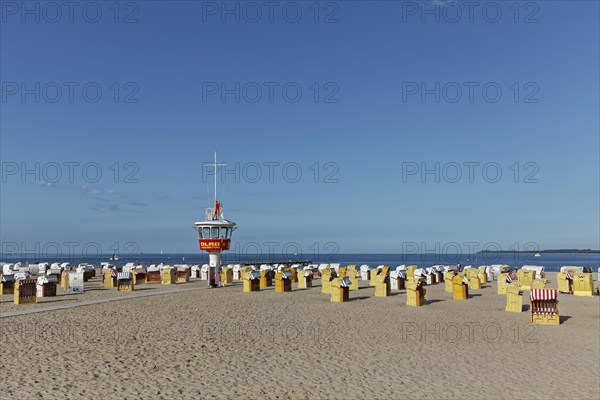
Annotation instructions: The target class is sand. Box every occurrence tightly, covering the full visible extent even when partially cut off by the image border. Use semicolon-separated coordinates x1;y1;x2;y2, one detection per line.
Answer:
1;272;599;400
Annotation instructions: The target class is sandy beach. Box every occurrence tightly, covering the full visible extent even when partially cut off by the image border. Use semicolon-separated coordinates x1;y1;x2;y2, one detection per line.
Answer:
1;272;598;400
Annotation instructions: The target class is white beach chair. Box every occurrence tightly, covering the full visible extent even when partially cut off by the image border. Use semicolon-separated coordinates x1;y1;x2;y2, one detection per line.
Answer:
522;265;545;279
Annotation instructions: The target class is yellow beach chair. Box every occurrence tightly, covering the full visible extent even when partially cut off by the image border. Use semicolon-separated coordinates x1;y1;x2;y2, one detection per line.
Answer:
531;279;547;289
297;268;313;289
572;273;593;297
103;270;117;288
331;277;351;303
321;268;334;294
345;265;359;291
443;271;455;293
161;268;177;285
275;271;292;293
406;281;426;307
452;274;469;300
259;269;274;288
556;272;572;294
243;271;261;292
478;266;487;284
405;265;417;284
375;266;390;297
505;283;522;313
517;269;536;290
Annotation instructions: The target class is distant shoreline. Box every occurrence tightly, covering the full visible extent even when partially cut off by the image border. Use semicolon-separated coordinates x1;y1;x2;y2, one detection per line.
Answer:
477;249;600;254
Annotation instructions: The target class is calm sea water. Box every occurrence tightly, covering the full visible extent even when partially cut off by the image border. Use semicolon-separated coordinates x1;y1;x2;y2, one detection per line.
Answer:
2;253;599;272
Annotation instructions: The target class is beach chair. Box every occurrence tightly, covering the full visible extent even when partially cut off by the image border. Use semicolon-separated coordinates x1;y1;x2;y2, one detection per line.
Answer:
239;266;252;280
103;270;117;288
360;265;371;281
530;289;559;325
464;269;480;290
161;268;177;285
572;273;593;297
497;273;511;294
443;271;455;293
433;266;444;283
331;277;351;303
36;276;57;298
60;270;70;291
46;267;62;285
68;271;85;293
297;268;313;289
405;265;417;284
275;271;292;293
370;266;384;286
338;266;347;278
406;280;426;307
452;274;469;300
291;267;301;283
517;269;536;290
1;274;16;295
390;270;405;291
424;268;436;285
233;265;241;281
531;279;547;290
321;268;335;294
556;272;572;293
346;266;360;291
375;266;390;297
133;268;147;285
123;263;135;274
14;278;37;305
117;272;134;292
200;264;210;281
147;266;161;282
243;271;261;292
176;266;190;283
505;283;523;313
220;266;233;285
259;270;274;288
190;265;201;279
477;266;487;284
522;265;545;279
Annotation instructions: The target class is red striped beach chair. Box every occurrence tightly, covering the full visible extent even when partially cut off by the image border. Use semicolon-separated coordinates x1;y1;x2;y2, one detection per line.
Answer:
530;289;559;325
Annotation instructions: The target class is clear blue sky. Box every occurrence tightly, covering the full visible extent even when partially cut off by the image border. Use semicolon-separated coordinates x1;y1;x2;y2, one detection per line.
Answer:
1;1;599;255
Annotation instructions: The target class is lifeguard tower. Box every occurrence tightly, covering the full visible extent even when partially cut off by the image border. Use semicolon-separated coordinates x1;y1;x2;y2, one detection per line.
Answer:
194;153;237;288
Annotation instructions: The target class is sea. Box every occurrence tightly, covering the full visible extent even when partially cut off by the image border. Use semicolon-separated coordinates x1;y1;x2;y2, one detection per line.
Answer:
1;253;599;272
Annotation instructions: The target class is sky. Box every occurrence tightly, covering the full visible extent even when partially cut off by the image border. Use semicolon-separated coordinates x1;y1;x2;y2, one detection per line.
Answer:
1;0;599;257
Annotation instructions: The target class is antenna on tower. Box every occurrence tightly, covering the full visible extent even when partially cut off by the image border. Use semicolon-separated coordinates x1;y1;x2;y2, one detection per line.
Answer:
206;151;226;220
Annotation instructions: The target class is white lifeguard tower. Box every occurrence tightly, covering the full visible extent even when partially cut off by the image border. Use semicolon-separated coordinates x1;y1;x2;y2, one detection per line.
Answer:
194;153;236;287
